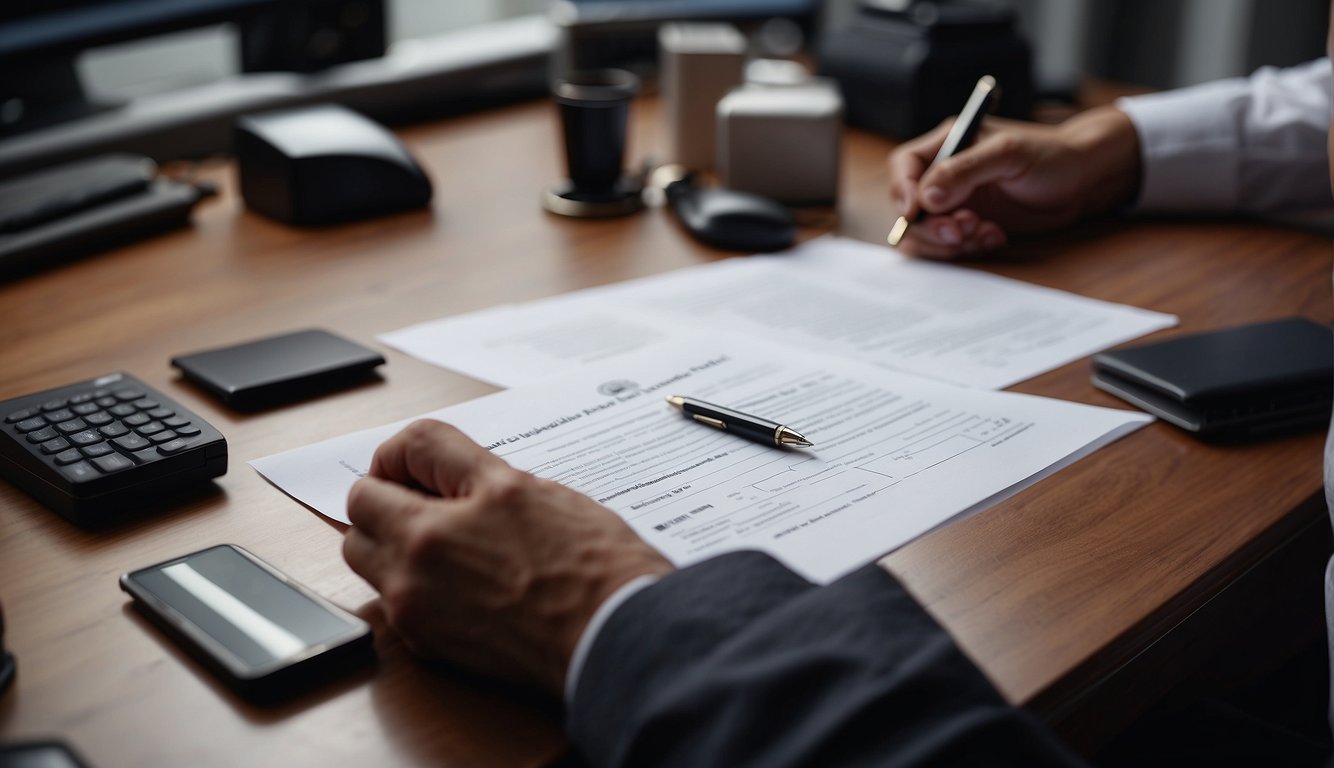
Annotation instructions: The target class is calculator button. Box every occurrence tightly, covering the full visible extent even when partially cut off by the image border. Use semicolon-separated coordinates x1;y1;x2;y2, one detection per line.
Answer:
174;424;201;437
132;447;160;464
40;437;71;454
136;421;165;436
113;388;145;402
55;419;87;434
99;423;129;438
71;402;100;416
146;407;174;419
40;399;68;412
157;438;190;455
60;461;98;482
69;430;102;446
91;388;112;398
54;448;84;465
95;396;117;408
14;417;46;433
109;404;137;417
44;408;74;423
132;398;159;411
81;443;114;458
149;430;177;444
85;412;113;426
69;393;94;405
92;454;134;473
163;416;189;429
123;413;150;427
112;434;152;452
26;427;58;443
6;407;39;423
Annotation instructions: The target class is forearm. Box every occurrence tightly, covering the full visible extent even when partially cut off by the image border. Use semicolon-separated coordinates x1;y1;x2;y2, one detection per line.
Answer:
1060;106;1142;220
568;552;1086;768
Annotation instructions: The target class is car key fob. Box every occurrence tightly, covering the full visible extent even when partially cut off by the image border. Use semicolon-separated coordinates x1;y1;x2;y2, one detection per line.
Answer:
661;171;796;253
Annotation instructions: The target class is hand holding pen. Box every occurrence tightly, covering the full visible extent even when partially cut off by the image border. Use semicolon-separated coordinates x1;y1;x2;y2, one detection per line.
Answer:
885;78;1142;260
888;75;998;249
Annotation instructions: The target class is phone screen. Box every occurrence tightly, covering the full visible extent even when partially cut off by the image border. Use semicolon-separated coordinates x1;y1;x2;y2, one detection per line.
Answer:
124;545;368;674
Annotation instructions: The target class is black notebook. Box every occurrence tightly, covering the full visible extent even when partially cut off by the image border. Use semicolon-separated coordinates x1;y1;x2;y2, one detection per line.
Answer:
1091;317;1334;440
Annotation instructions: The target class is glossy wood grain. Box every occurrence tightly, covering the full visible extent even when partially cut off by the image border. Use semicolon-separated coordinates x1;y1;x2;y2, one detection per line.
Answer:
1;92;1330;765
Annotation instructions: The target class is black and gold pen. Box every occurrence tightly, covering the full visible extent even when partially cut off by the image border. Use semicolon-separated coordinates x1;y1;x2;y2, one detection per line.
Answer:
667;396;813;448
888;75;998;247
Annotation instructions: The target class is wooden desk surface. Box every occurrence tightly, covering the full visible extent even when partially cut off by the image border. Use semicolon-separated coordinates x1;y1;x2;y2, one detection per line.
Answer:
1;94;1330;766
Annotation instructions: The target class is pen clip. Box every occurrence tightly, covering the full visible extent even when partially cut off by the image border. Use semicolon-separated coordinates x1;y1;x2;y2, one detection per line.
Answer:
692;414;727;430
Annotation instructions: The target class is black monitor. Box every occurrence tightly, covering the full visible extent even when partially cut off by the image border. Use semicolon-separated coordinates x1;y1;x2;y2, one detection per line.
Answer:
0;1;278;136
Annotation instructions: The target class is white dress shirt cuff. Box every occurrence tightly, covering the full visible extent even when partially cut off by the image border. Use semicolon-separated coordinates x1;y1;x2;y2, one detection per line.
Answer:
1116;86;1246;213
1115;59;1332;214
564;573;662;706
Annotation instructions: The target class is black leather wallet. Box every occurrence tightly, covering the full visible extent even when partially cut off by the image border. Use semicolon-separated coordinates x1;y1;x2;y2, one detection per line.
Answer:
1091;317;1333;441
172;329;384;410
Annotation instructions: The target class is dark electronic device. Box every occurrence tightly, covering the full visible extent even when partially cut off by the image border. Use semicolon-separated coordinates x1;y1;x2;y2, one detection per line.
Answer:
0;0;388;138
121;544;373;701
817;0;1033;139
1091;317;1334;441
0;373;227;527
662;170;795;252
0;154;214;280
0;1;279;137
0;741;92;768
551;0;816;77
239;0;386;74
235;103;432;226
172;329;385;411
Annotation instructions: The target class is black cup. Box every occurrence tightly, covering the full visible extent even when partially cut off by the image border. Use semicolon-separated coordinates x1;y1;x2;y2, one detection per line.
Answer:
553;69;639;196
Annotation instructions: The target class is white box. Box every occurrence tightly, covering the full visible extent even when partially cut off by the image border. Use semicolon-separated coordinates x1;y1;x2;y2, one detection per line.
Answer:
716;80;843;207
658;22;747;171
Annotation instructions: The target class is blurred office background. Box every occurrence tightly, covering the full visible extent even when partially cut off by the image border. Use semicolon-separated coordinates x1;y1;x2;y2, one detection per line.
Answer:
83;0;1331;104
826;0;1330;95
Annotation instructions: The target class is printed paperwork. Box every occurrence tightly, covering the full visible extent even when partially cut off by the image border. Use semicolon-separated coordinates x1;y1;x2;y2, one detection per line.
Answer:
380;237;1176;390
252;338;1151;583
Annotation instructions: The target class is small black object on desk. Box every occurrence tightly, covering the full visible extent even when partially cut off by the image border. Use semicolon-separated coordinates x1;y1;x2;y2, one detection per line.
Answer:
1091;317;1334;441
543;68;645;218
171;329;385;411
235;103;433;226
0;154;214;280
0;372;228;526
654;166;796;253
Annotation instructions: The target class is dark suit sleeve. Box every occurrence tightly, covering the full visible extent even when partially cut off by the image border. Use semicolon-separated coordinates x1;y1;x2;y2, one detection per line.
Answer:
567;551;1086;768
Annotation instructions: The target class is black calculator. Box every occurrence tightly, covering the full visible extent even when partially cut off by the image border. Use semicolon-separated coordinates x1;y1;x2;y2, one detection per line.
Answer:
0;373;226;526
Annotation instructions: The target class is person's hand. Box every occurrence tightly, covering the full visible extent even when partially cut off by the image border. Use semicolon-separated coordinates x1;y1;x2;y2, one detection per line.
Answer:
887;106;1142;259
343;419;674;696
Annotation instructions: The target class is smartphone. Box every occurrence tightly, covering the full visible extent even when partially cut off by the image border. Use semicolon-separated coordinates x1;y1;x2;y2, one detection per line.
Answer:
120;544;372;701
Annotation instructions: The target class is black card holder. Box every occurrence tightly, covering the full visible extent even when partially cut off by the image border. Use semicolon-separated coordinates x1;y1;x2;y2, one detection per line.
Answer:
1091;317;1334;441
172;329;384;411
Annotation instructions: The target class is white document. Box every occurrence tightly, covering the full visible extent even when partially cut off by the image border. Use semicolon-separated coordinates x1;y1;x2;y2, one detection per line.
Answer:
379;237;1176;390
251;338;1152;584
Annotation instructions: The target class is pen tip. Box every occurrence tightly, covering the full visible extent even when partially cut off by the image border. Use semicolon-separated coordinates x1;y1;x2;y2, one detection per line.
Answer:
887;216;909;247
778;427;813;447
666;395;685;410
